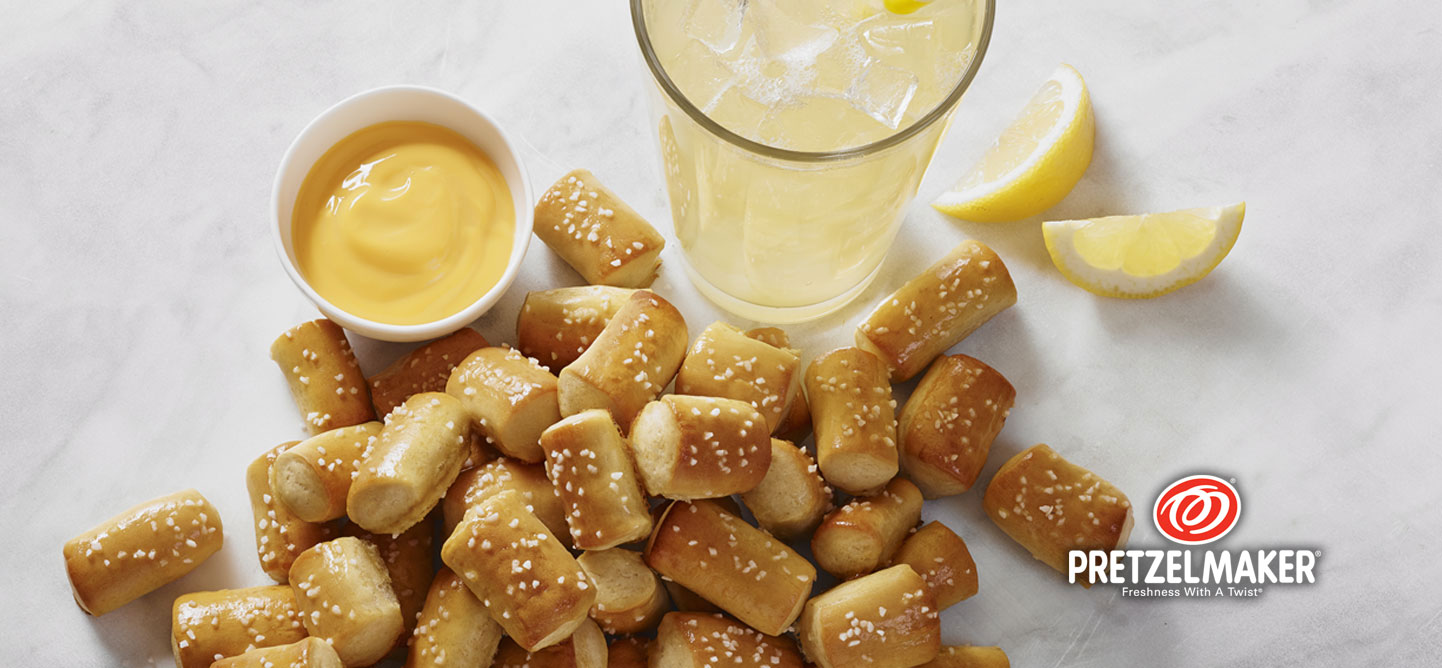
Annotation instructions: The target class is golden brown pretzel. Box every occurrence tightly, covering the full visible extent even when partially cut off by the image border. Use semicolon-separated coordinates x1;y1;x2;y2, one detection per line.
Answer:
288;537;405;666
270;422;383;523
628;395;772;500
652;612;809;668
64;489;223;616
441;458;571;548
247;442;338;582
209;638;342;668
347;392;470;534
557;290;688;427
675;321;801;433
645;500;816;635
983;444;1133;584
367;328;489;418
405;568;503;668
270;318;375;435
440;490;595;651
446;346;561;463
534;168;665;287
745;327;812;442
170;585;307;668
576;548;670;634
344;519;435;649
805;347;898;496
899;354;1015;498
540;409;652;549
855;240;1017;383
812;477;923;580
892;521;979;610
798;564;941;668
517;286;636;373
740;438;833;541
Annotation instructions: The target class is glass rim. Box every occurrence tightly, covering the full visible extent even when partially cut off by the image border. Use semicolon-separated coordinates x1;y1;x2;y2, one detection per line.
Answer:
630;0;997;163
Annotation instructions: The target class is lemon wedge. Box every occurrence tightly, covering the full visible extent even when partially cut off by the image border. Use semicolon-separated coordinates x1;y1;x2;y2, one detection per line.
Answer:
884;0;932;14
1042;203;1245;298
933;64;1094;222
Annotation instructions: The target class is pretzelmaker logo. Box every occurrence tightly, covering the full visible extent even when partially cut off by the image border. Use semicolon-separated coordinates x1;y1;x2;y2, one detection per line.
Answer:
1153;475;1240;545
1069;475;1317;598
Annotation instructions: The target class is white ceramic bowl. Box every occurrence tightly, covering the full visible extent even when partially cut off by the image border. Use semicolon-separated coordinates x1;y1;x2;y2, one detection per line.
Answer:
271;85;533;342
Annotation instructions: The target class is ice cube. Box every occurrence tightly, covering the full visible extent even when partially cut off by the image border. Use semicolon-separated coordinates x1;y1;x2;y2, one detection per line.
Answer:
850;61;918;129
749;0;839;64
670;40;739;110
685;0;747;54
862;17;936;57
808;36;869;97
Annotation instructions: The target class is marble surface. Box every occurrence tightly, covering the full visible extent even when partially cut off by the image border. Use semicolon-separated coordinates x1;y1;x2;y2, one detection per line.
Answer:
3;0;1440;665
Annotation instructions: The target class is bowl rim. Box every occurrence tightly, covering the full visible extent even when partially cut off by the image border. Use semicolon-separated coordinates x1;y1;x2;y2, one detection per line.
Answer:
269;84;534;342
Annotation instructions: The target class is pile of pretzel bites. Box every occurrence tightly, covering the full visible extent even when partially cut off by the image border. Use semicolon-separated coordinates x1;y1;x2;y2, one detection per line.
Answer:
62;169;1134;668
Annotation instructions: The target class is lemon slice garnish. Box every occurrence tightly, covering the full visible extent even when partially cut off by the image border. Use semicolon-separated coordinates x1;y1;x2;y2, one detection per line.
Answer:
884;0;933;14
933;64;1094;222
1042;203;1245;298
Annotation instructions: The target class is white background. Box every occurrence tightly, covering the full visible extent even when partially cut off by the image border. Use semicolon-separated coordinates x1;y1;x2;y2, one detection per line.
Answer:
3;0;1440;665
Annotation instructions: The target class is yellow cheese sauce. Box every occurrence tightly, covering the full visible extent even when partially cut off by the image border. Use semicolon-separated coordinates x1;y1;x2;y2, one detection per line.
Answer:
291;121;515;325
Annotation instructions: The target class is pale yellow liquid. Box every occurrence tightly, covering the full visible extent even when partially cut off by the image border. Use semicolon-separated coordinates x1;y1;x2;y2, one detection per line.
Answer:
642;0;983;321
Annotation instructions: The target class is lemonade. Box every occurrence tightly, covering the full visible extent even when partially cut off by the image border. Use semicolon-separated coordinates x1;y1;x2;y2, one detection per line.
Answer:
634;0;991;322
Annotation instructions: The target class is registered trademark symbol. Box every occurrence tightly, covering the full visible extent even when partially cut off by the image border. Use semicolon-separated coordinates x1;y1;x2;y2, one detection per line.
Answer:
1229;478;1237;484
1314;550;1321;557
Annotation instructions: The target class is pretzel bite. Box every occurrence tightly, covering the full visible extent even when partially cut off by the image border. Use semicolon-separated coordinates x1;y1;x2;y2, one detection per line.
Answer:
535;168;665;287
271;318;376;435
406;568;503;668
248;443;338;582
920;646;1010;668
210;638;342;668
170;585;306;668
629;395;771;500
805;347;898;496
798;564;941;668
558;290;688;426
446;346;560;463
348;392;470;534
653;612;808;668
518;286;636;372
740;438;833;542
983;444;1133;583
676;321;801;433
899;355;1015;498
288;537;404;666
440;490;596;651
368;328;489;418
577;548;670;634
855;240;1017;383
344;520;435;644
541;409;652;549
442;458;570;548
64;489;223;616
812;477;923;579
650;496;742;616
493;618;607;668
271;422;383;523
892;521;978;610
607;636;650;668
745;327;813;442
645;500;816;635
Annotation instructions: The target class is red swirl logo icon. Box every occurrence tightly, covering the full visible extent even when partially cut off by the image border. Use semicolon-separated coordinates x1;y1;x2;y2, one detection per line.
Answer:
1153;475;1241;545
